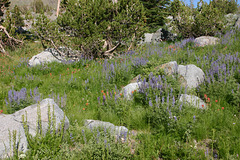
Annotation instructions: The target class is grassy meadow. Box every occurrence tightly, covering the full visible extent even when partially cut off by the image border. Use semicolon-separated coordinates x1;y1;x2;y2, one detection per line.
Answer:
0;29;240;159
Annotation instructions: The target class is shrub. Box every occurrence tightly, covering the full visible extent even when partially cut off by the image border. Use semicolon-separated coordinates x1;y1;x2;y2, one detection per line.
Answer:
37;0;146;58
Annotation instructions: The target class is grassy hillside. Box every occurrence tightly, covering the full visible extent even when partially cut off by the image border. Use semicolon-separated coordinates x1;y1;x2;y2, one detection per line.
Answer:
0;29;240;159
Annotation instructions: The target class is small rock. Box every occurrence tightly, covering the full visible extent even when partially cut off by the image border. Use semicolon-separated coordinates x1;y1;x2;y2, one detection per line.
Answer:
194;36;219;47
28;49;63;67
85;120;128;136
179;94;207;109
121;82;142;100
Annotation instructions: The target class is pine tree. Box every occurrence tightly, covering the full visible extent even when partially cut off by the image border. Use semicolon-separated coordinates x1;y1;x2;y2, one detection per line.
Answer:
38;0;147;58
140;0;170;32
12;5;24;27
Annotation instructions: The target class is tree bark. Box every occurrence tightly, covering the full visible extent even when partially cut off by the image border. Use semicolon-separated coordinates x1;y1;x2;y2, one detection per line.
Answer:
56;0;61;17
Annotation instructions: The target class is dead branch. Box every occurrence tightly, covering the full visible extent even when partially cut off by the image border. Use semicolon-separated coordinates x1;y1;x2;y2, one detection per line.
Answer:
0;25;22;58
103;42;121;59
0;25;23;44
128;34;136;51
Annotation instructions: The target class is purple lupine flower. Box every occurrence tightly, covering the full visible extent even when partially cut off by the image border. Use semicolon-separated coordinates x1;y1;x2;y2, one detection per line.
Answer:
103;95;106;103
172;96;175;106
149;99;153;107
82;129;87;144
155;95;158;104
174;116;177;121
167;94;169;104
30;89;33;98
97;97;100;104
162;96;164;104
179;103;183;111
193;115;196;121
5;98;8;106
104;139;107;148
124;131;127;142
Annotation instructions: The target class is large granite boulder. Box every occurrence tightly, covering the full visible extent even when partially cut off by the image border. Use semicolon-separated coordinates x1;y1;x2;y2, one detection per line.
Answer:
178;64;205;88
0;98;69;158
0;114;28;159
179;94;207;109
194;36;220;47
85;120;128;136
28;48;63;67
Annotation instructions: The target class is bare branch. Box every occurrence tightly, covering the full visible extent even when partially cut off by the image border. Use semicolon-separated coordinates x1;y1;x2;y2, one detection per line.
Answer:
0;25;23;44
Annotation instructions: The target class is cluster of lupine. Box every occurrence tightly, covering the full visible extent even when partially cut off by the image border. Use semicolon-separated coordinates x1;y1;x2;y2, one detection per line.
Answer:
5;87;42;111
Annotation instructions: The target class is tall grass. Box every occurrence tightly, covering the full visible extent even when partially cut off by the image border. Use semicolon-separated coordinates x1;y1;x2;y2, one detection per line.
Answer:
0;30;240;159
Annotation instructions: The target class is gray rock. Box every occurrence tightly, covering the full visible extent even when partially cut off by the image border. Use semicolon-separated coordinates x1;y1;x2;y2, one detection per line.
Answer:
178;64;205;88
28;49;63;67
235;17;240;29
121;82;142;100
130;75;142;83
13;98;70;137
85;120;128;136
194;36;220;47
0;114;28;159
179;94;207;109
224;13;239;27
0;99;69;158
155;61;178;76
144;33;154;43
152;29;163;43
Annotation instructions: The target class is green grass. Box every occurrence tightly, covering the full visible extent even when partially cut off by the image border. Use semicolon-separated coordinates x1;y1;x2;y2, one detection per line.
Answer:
1;30;240;159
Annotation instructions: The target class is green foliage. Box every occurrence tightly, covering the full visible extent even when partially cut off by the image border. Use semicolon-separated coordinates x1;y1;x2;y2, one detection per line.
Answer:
0;0;10;19
139;0;170;32
55;0;146;57
211;0;238;14
22;104;67;159
11;5;24;27
169;0;238;38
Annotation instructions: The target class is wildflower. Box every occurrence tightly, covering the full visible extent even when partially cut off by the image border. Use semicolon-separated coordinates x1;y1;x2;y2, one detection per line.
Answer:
204;94;207;98
50;73;52;76
83;108;86;110
202;104;204;108
101;90;104;93
86;103;89;106
131;90;134;94
215;100;218;103
0;110;3;114
120;93;122;97
207;97;210;102
218;109;219;111
222;107;224;110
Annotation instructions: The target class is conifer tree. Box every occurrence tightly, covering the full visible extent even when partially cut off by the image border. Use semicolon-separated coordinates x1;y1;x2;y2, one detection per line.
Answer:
38;0;146;58
140;0;170;32
12;5;24;27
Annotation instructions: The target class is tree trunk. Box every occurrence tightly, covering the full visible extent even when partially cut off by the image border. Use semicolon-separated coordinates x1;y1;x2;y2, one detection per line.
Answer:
56;0;61;17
